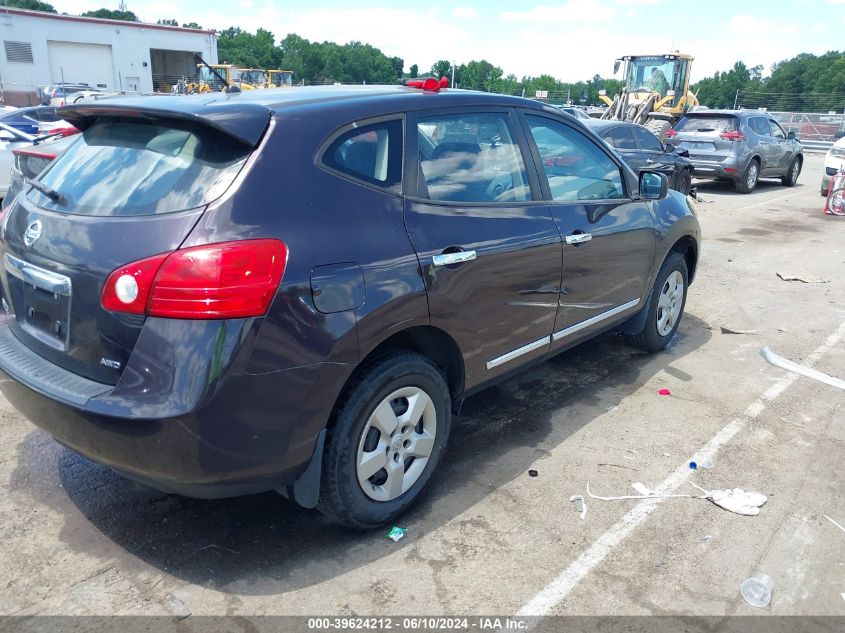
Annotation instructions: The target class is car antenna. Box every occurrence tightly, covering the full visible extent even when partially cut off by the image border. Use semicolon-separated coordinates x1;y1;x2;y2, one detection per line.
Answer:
194;54;235;93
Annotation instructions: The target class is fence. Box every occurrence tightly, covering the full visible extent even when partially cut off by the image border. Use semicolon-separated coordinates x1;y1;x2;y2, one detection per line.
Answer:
769;111;844;143
0;82;44;107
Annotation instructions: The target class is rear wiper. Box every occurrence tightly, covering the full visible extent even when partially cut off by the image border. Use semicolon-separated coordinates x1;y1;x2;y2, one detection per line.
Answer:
696;128;716;132
32;132;63;145
26;179;65;204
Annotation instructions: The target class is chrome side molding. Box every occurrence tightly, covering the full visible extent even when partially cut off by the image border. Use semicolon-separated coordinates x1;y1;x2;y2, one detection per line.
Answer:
552;298;640;341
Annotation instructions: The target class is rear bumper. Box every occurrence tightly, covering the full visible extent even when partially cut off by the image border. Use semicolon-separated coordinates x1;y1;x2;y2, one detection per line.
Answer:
687;156;742;180
0;317;351;498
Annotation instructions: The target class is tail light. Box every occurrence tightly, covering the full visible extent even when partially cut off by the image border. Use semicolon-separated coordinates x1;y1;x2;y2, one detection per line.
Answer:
14;149;56;179
665;128;678;138
101;239;288;319
719;130;745;141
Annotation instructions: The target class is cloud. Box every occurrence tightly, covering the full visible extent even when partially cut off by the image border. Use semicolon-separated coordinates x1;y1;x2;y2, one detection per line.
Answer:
502;0;617;23
451;7;478;19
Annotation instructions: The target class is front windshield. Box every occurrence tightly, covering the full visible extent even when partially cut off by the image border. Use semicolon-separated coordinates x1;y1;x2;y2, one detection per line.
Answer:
242;70;267;85
625;58;675;97
270;71;293;87
199;66;227;89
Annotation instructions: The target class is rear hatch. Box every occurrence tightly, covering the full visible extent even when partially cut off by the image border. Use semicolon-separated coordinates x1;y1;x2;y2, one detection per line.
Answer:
0;107;265;384
670;114;738;160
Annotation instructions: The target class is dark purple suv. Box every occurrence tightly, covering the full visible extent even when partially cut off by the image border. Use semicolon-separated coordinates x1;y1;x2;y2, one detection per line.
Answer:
0;85;699;528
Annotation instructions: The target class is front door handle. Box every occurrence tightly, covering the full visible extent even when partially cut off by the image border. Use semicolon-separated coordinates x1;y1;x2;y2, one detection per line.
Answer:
432;250;477;267
565;233;592;245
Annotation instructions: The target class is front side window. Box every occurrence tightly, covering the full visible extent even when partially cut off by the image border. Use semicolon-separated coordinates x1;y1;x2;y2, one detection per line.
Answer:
603;126;637;150
633;126;663;152
416;112;531;203
769;120;786;139
323;119;402;192
526;115;626;202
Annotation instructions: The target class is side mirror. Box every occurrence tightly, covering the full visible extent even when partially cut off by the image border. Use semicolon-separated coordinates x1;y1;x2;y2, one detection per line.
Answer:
787;131;797;140
598;89;607;97
664;142;675;152
613;60;621;75
640;171;668;200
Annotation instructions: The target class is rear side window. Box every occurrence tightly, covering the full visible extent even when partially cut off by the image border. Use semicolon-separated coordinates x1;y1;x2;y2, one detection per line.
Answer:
28;118;250;216
632;126;663;152
748;117;770;136
675;116;737;133
416;112;531;203
322;119;402;192
603;126;637;150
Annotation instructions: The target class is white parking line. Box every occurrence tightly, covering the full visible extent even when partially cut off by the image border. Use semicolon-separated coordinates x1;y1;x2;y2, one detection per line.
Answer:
517;318;845;617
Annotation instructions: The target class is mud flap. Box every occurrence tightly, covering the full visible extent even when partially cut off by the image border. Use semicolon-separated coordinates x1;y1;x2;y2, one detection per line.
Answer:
289;429;326;509
614;292;653;335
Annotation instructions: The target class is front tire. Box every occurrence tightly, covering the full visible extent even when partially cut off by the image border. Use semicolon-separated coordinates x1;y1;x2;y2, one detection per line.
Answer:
782;156;801;187
675;169;692;195
735;159;759;194
624;252;688;353
318;352;451;529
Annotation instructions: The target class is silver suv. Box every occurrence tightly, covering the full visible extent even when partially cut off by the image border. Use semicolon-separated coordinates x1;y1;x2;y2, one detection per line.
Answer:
667;111;803;193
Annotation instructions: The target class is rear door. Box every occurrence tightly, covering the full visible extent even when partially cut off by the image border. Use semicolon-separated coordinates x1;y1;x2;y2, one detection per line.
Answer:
519;112;655;349
748;116;778;174
403;108;561;389
0;116;254;384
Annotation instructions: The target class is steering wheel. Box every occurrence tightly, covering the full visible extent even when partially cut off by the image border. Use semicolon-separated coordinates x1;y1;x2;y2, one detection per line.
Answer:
486;173;514;200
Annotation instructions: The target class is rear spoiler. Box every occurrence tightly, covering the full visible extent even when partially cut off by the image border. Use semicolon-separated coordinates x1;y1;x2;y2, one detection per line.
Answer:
58;96;272;147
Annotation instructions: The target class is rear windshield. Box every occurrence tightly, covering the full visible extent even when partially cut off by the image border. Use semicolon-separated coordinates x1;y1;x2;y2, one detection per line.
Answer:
675;116;737;133
28;118;251;216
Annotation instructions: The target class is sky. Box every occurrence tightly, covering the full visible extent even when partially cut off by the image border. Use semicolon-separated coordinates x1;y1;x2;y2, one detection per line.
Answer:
48;0;841;84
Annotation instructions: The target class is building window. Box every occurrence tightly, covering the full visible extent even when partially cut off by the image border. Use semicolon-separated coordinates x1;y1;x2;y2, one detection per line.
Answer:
4;41;34;64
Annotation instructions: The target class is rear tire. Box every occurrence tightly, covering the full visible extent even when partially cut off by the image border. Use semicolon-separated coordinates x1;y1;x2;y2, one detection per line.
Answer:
624;252;688;353
781;156;801;187
645;119;672;141
318;351;451;529
735;159;759;194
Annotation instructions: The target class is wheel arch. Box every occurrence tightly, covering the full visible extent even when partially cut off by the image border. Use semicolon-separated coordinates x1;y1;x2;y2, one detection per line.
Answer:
669;234;698;283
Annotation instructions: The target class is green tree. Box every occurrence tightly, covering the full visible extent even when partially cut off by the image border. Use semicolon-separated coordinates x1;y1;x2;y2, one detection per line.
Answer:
4;0;56;11
430;60;452;80
409;64;419;78
217;27;281;69
156;19;178;26
182;22;203;29
81;8;139;21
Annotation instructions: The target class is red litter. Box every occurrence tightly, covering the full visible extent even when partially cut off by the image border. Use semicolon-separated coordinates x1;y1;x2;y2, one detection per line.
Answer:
658;389;671;396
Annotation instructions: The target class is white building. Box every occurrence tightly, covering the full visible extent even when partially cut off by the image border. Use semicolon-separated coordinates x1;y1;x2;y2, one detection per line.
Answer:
0;7;218;105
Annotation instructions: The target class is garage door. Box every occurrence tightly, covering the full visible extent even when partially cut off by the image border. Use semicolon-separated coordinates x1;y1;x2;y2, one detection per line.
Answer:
47;41;114;89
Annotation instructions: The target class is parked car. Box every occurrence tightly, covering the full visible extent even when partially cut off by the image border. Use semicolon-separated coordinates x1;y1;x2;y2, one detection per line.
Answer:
557;106;591;121
41;83;90;106
2;133;78;211
0;106;63;135
822;137;845;196
587;120;694;194
0;123;36;200
666;110;803;193
0;86;699;528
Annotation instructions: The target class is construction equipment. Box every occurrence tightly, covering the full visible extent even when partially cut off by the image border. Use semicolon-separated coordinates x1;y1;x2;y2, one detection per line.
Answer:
268;70;294;88
241;68;269;89
599;53;698;140
174;57;261;94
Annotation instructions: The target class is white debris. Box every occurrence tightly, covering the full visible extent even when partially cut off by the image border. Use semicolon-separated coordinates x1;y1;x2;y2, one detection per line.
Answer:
760;347;845;391
569;495;587;520
587;481;767;516
825;515;845;534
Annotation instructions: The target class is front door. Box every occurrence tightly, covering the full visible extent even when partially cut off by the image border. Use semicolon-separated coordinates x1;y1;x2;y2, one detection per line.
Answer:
404;109;562;389
519;112;656;350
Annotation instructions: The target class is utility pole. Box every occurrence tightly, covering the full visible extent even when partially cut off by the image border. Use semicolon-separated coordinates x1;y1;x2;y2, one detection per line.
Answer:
733;89;739;110
451;62;455;89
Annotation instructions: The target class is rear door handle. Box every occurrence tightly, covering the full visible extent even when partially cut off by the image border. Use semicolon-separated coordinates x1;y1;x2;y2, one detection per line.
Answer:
565;233;592;245
432;250;477;267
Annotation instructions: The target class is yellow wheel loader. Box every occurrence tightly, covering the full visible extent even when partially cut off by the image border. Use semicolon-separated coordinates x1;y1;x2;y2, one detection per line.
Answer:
268;70;294;88
599;53;698;140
